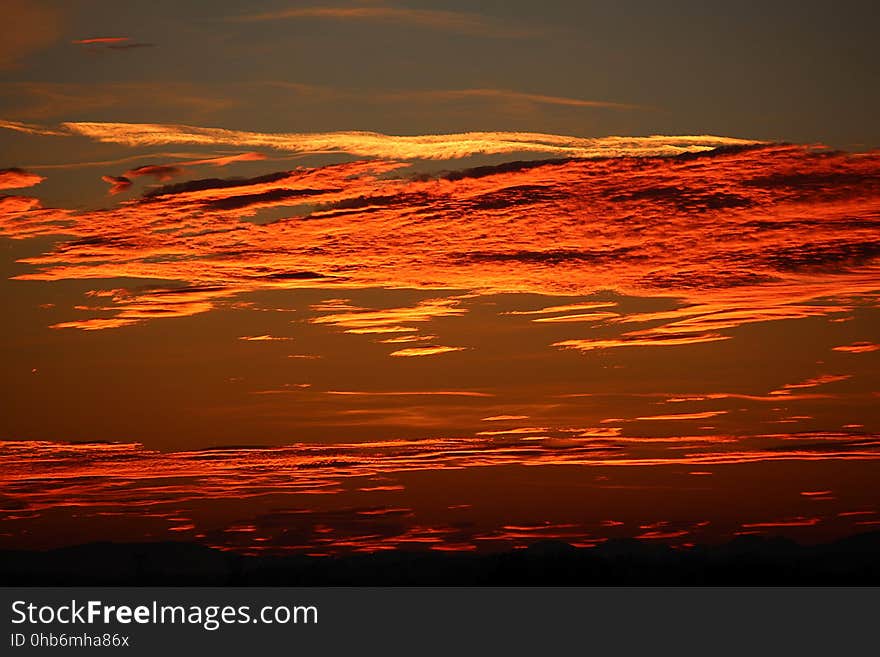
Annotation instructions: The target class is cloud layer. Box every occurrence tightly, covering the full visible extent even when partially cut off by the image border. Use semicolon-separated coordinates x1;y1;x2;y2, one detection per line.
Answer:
2;432;878;552
3;141;877;342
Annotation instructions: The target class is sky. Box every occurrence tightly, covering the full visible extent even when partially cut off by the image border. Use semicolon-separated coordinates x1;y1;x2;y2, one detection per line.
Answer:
1;0;879;555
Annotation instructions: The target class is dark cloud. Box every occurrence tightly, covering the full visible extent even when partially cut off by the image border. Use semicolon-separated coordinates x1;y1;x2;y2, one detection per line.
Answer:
144;171;296;198
764;241;880;273
607;186;754;212
203;188;327;212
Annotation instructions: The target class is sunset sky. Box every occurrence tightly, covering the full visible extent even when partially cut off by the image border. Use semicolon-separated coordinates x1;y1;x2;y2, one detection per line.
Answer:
1;0;878;555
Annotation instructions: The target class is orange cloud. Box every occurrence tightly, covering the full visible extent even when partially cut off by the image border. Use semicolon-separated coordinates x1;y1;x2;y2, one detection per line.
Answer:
0;168;44;190
61;121;758;159
0;118;68;137
379;334;438;344
555;334;730;352
3;143;878;343
635;411;728;421
101;175;132;195
72;37;131;45
476;427;550;436
832;342;879;354
2;431;878;550
389;346;466;357
0;194;72;238
504;302;617;315
310;298;466;335
770;374;851;396
48;318;140;331
555;302;856;352
324;390;492;397
531;311;620;323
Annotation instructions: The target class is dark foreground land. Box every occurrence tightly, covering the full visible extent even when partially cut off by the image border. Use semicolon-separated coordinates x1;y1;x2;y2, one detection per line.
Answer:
2;533;879;585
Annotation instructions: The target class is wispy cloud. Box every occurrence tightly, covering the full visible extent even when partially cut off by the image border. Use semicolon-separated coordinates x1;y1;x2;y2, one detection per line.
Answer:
309;298;466;335
531;311;620;323
381;88;642;111
833;342;879;354
2;80;638;124
389;345;466;357
554;302;858;353
72;37;154;50
2;83;235;120
71;37;131;45
635;410;728;421
60;121;757;160
554;334;731;352
324;390;492;397
770;374;852;396
504;302;617;316
228;5;538;38
0;118;68;137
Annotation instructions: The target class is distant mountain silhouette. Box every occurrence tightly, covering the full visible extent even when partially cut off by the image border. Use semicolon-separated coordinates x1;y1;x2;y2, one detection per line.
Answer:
2;533;878;585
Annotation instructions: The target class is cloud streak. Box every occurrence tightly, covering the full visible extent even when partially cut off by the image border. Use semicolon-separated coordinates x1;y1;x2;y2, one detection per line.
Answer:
389;345;466;357
228;5;538;38
61;122;758;160
2;432;878;551
382;88;642;110
309;298;466;335
833;342;879;354
72;37;154;50
71;37;131;45
0;118;68;137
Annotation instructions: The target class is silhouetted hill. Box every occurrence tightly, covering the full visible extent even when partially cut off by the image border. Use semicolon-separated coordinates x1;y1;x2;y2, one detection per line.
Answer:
1;533;878;585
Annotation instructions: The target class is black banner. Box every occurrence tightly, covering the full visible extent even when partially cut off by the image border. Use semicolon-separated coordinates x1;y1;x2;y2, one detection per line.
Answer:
1;587;875;655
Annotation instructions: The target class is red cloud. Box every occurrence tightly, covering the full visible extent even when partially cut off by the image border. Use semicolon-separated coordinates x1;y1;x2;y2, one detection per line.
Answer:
2;144;877;343
833;342;880;354
72;37;131;45
101;175;132;195
0;168;44;190
1;432;878;551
